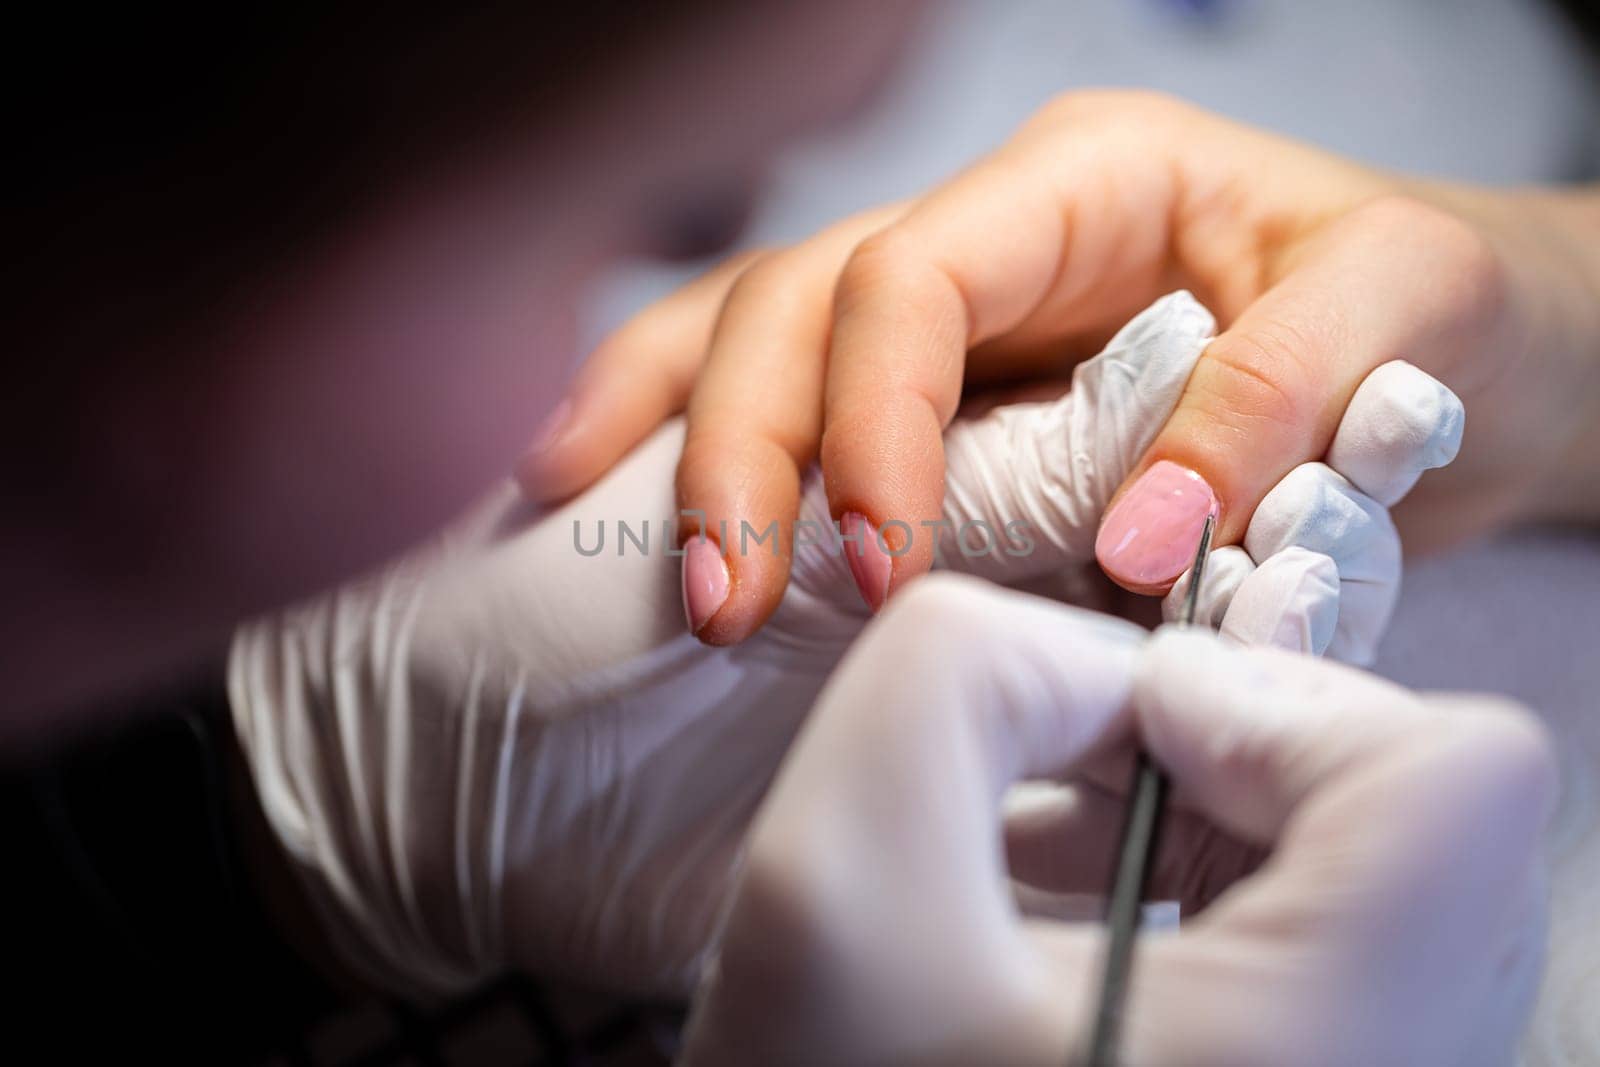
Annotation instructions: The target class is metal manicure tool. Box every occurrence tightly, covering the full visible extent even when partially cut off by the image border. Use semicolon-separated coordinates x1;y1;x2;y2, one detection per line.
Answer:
1083;513;1214;1067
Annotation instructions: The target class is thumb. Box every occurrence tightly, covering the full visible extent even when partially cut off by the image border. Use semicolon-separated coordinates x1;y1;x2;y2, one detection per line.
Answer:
1095;196;1501;593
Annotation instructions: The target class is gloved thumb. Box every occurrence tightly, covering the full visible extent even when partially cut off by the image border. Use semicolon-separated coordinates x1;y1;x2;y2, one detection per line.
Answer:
1133;628;1554;847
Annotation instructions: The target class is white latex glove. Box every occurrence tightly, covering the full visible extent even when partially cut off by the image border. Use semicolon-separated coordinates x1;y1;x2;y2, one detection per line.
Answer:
681;576;1554;1067
227;294;1452;998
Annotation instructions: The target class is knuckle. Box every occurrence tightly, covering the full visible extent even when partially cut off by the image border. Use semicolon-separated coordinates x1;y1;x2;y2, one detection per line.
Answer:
1352;195;1509;323
836;226;922;306
726;248;802;309
1438;226;1508;328
1350;193;1468;250
1195;327;1320;439
834;227;969;383
1347;192;1443;235
1031;87;1188;131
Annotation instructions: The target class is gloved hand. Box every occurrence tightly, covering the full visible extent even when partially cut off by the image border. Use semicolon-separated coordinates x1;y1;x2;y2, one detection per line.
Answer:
227;295;1452;998
681;576;1554;1067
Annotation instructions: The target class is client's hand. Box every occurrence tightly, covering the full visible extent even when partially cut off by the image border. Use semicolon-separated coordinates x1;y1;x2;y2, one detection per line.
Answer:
682;576;1555;1067
522;92;1600;636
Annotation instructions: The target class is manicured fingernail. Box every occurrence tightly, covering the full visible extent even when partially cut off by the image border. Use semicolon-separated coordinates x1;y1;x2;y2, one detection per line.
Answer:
1096;461;1218;589
513;399;574;493
682;537;730;634
529;398;573;455
840;511;892;611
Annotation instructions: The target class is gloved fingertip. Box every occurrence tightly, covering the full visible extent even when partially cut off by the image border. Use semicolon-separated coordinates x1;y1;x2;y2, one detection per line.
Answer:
1137;625;1237;716
1327;361;1465;506
1219;547;1339;656
1323;622;1381;668
1163;545;1252;628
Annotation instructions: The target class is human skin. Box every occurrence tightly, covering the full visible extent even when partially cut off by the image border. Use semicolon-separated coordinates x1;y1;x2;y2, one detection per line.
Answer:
0;1;926;734
518;92;1600;641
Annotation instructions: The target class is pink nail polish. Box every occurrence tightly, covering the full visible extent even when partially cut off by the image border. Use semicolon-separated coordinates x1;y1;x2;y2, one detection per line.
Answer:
528;398;573;455
1096;461;1218;589
513;399;575;494
841;511;893;611
682;537;730;634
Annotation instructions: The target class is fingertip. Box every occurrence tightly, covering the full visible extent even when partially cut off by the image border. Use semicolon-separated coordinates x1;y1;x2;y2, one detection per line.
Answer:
1218;546;1340;657
690;558;775;646
1327;360;1465;506
834;507;940;614
681;536;731;636
513;447;585;503
677;534;754;646
839;511;892;611
1161;544;1253;628
522;261;734;500
1134;626;1237;746
514;397;590;501
676;432;807;643
820;404;944;609
515;434;617;505
676;522;796;644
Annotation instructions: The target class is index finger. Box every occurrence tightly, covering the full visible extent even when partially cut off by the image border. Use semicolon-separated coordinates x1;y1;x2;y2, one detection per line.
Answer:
821;103;1185;609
